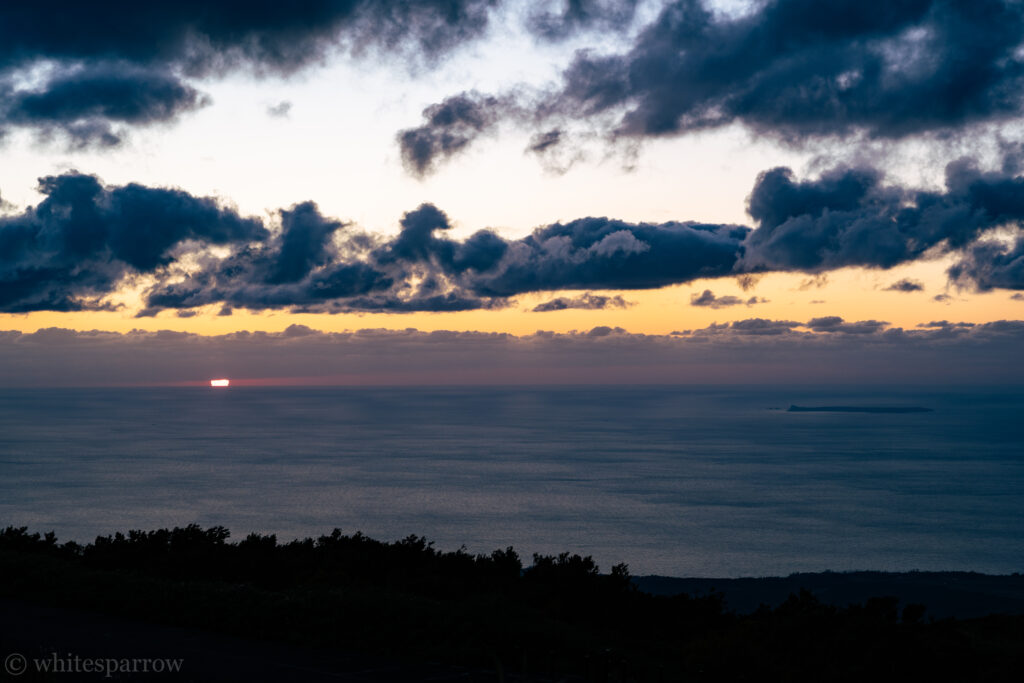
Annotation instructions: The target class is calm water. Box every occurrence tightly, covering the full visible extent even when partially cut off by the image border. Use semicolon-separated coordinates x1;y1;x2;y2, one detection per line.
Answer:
0;386;1021;577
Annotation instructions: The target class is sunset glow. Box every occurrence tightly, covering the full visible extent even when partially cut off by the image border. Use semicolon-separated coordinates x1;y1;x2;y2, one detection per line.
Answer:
210;379;230;387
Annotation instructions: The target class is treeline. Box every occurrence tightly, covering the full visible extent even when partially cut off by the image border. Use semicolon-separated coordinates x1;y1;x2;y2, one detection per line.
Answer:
2;525;1021;681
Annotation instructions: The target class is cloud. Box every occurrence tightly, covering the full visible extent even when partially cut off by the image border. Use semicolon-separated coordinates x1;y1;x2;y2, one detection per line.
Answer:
143;201;510;314
139;202;747;314
884;278;925;292
0;1;501;144
397;91;522;177
0;63;207;147
403;0;1024;175
1012;293;1024;301
525;0;641;42
735;273;761;291
933;293;952;302
6;152;1024;315
689;289;766;308
740;158;1024;274
798;274;829;290
465;217;748;297
948;236;1024;291
0;172;266;312
918;320;975;329
532;292;632;312
727;318;801;336
7;319;1024;386
0;2;499;75
806;316;889;335
266;101;292;118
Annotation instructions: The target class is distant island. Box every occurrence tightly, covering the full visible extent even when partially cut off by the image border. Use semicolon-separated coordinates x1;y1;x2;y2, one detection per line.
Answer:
787;405;934;413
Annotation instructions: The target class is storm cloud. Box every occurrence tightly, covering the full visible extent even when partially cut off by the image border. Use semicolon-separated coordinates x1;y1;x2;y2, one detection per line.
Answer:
739;158;1024;274
948;236;1024;291
0;1;500;74
1;63;207;147
0;173;266;312
402;0;1024;174
6;151;1024;314
0;1;501;145
141;204;749;315
525;0;641;42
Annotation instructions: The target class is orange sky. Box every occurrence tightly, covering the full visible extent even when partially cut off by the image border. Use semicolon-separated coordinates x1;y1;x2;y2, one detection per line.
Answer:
4;256;1019;337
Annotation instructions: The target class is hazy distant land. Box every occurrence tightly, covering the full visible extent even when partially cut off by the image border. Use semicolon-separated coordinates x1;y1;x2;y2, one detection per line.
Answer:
787;405;935;413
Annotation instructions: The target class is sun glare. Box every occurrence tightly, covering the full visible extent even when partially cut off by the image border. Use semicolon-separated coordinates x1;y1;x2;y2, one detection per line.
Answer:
210;378;230;387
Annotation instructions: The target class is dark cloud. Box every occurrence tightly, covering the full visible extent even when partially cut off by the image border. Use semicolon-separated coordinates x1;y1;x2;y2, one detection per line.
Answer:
0;1;500;145
735;273;761;291
138;205;746;314
918;320;975;329
0;172;266;313
0;1;499;75
142;201;513;314
136;201;751;314
884;278;925;292
1012;293;1024;301
725;318;800;336
948;236;1024;291
398;92;519;177
403;0;1024;175
532;292;631;312
7;152;1024;315
267;202;346;284
467;217;748;296
689;289;766;308
933;293;952;302
527;129;563;154
740;159;1024;273
1;63;207;148
525;0;641;42
806;316;889;335
592;0;1024;140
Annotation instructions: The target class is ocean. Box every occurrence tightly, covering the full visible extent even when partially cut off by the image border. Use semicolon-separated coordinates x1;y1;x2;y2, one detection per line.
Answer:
0;385;1021;577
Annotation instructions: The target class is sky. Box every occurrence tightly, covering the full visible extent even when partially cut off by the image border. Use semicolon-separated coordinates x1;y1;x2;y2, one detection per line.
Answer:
3;0;1024;385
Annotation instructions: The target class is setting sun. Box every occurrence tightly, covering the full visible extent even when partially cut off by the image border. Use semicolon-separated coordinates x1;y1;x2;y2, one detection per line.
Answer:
210;379;230;387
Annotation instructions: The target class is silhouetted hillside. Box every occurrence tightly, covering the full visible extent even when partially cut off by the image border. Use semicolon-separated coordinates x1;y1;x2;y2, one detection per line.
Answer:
2;525;1022;681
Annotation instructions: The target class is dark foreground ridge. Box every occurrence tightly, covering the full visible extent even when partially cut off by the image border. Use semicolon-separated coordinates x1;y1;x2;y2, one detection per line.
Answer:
635;572;1024;620
2;525;1022;681
787;405;935;413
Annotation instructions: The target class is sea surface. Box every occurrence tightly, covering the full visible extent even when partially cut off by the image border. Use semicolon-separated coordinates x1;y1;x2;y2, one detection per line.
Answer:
0;385;1021;577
